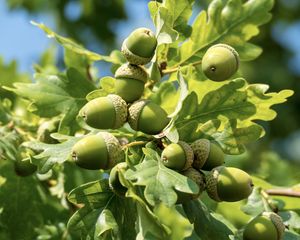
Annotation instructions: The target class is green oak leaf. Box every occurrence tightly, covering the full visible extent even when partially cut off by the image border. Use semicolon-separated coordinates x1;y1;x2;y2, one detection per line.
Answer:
173;0;274;67
279;211;300;231
31;21;113;63
149;81;178;115
241;187;265;216
182;200;234;240
68;178;136;240
0;126;21;161
177;78;293;127
252;176;300;211
149;0;194;42
0;162;67;240
154;204;193;240
23;134;78;174
96;209;120;239
5;68;95;134
125;147;199;206
68;179;113;206
211;119;264;154
148;0;194;63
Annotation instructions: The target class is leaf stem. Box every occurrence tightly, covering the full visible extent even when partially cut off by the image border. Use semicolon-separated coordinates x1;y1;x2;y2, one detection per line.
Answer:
162;60;202;75
265;189;300;198
123;141;148;149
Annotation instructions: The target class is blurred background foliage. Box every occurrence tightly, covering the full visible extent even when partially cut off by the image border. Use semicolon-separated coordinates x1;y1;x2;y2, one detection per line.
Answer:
0;0;299;236
3;0;299;176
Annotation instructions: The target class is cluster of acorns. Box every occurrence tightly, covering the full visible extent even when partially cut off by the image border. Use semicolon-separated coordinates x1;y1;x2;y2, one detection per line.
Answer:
69;28;285;240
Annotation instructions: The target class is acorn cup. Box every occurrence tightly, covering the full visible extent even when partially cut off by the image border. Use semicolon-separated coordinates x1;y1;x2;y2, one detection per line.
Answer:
161;141;193;171
114;63;148;103
128;99;170;135
176;168;206;204
243;212;285;240
202;43;239;81
121;27;157;65
205;166;253;202
72;132;124;170
191;139;224;171
80;94;127;130
109;162;128;197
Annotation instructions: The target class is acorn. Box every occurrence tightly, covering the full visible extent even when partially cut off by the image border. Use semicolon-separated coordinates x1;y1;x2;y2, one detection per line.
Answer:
161;141;193;171
114;63;148;103
176;168;205;203
121;27;157;65
72;132;124;170
206;166;253;202
191;139;224;171
202;44;239;81
243;212;285;240
80;94;127;130
109;162;128;197
128;99;170;135
14;159;37;177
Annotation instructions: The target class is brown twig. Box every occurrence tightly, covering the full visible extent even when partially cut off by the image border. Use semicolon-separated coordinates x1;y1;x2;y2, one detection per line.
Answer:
265;189;300;198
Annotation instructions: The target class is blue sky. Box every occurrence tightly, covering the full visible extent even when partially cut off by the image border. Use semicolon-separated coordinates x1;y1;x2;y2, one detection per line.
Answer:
0;0;153;74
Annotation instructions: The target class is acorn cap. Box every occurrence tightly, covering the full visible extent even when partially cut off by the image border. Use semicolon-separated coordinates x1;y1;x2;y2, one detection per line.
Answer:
121;39;153;65
205;166;222;202
178;141;194;171
107;94;128;129
262;212;285;240
191;139;210;169
115;63;148;83
128;99;149;131
99;132;124;169
182;168;206;194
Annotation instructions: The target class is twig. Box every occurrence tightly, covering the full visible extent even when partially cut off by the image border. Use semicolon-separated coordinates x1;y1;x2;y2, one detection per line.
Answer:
162;60;202;75
265;189;300;198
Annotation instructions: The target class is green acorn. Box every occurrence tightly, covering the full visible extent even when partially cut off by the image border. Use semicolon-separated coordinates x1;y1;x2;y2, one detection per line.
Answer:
14;159;37;177
109;162;128;197
177;168;205;203
202;44;239;81
114;63;148;103
161;141;193;171
37;118;60;144
121;28;157;65
191;139;224;171
80;94;127;130
72;132;124;170
206;166;253;202
128;99;170;135
243;212;285;240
